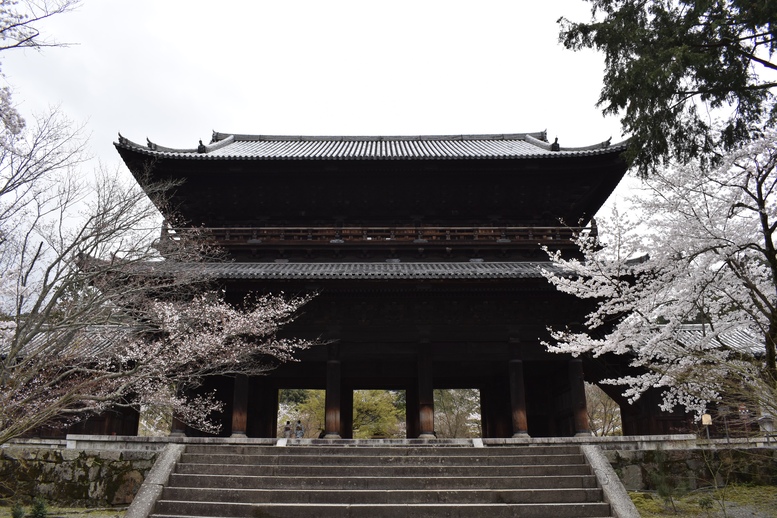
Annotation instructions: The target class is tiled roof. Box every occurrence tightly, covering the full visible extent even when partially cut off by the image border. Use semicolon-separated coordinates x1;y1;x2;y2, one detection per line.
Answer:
197;261;562;280
674;324;762;354
115;132;626;161
0;326;132;359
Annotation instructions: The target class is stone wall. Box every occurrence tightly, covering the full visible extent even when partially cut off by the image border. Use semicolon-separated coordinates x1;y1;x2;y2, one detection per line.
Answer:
604;447;777;491
0;446;157;507
2;436;776;508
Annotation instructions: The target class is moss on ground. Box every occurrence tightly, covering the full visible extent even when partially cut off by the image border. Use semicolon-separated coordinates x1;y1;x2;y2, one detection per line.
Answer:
631;484;777;517
3;486;776;517
0;506;126;518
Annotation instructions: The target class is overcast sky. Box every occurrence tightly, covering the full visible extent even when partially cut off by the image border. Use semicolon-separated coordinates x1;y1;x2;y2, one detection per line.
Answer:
3;0;631;198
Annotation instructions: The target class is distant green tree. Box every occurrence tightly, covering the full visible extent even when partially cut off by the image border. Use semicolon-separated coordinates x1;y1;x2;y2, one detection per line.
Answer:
560;0;777;176
352;390;402;438
279;388;310;406
283;389;324;438
282;389;404;438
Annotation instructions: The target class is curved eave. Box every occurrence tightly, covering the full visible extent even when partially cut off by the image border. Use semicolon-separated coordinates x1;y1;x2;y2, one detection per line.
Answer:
114;132;628;162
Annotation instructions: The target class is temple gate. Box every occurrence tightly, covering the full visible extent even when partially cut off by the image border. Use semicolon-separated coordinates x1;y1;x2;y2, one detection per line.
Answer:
114;131;685;438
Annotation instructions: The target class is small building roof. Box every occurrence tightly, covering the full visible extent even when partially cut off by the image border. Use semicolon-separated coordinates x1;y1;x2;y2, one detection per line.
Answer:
0;325;132;359
674;324;763;355
115;131;625;161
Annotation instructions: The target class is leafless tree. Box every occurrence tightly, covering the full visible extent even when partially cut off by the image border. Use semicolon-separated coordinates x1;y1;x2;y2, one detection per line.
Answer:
0;1;79;52
585;383;622;436
0;1;80;150
434;389;481;438
0;0;317;445
0;112;314;445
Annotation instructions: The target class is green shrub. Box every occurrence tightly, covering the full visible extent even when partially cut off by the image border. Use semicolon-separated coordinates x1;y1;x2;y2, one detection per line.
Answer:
29;497;47;518
698;495;715;515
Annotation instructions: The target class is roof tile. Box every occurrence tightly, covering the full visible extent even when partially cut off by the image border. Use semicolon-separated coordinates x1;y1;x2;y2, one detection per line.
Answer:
116;133;626;161
197;261;561;280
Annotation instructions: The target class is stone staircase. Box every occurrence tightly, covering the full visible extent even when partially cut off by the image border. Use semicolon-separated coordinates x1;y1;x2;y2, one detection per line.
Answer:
150;443;614;518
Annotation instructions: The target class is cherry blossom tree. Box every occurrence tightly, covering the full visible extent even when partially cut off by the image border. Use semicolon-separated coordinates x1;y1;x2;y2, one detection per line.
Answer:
0;122;315;444
1;289;313;445
0;1;315;445
544;129;777;419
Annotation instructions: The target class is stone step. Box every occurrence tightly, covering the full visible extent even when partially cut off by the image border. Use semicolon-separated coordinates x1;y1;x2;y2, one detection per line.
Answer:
161;486;604;504
167;473;599;490
153;501;611;518
178;452;585;466
152;444;614;518
182;444;582;456
173;461;592;477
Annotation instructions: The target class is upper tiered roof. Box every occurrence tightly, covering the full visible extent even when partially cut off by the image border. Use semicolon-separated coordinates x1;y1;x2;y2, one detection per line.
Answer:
115;129;628;233
116;131;626;161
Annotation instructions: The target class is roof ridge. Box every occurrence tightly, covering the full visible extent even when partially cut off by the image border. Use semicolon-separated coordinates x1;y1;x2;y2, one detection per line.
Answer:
212;132;548;143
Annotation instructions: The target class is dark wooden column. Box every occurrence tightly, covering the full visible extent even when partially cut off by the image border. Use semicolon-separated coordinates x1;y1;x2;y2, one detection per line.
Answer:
482;378;511;438
341;384;354;439
417;345;435;439
169;414;187;437
324;359;342;438
480;385;492;438
508;359;530;437
170;384;188;437
247;378;278;438
231;374;248;438
569;359;591;436
406;383;419;439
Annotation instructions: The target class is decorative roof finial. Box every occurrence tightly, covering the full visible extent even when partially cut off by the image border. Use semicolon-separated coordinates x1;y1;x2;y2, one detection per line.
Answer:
551;137;560;151
198;139;206;153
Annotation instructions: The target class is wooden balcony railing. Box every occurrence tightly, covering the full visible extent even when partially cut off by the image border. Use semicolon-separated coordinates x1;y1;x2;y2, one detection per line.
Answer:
167;226;588;248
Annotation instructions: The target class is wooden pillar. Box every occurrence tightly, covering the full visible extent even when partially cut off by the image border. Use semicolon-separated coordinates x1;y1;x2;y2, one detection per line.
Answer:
231;374;248;438
342;385;354;439
406;383;419;439
170;384;187;437
264;386;279;438
325;359;342;438
169;413;187;436
247;379;277;438
417;345;435;439
482;378;511;438
508;359;530;437
479;385;491;438
569;359;591;436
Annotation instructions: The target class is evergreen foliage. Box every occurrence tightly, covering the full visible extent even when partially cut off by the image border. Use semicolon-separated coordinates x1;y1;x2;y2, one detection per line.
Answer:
560;0;777;176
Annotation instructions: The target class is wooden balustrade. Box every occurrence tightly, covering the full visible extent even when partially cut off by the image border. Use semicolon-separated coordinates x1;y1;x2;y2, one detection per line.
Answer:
168;226;588;248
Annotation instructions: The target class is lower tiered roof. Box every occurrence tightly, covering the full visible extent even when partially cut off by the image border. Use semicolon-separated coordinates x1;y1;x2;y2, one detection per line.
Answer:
197;261;565;280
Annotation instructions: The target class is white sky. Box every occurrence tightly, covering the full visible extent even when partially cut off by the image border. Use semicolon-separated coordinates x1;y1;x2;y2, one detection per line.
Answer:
3;0;632;204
